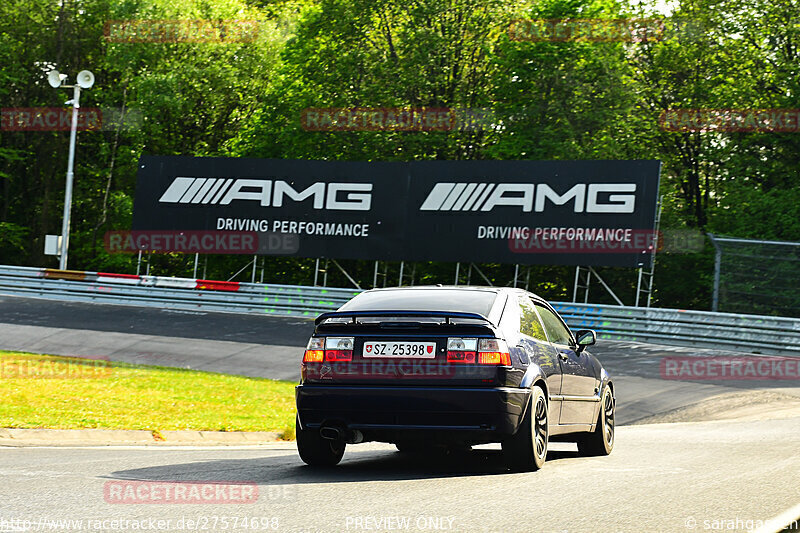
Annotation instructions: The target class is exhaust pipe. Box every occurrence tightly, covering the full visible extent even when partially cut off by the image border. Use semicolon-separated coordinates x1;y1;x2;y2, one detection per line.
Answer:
319;426;341;440
348;429;364;444
320;425;364;444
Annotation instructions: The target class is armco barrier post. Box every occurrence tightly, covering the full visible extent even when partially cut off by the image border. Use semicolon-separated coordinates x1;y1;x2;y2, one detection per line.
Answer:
709;233;721;312
2;265;800;355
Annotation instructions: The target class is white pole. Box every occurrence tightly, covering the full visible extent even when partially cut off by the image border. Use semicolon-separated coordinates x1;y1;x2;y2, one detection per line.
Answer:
572;266;580;302
59;85;81;270
635;267;643;307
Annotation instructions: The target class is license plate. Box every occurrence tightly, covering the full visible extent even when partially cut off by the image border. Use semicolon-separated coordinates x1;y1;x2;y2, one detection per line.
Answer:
362;341;437;358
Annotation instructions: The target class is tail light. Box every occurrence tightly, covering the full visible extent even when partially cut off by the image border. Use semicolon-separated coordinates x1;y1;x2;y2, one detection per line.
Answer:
303;337;355;362
447;338;511;365
303;337;324;362
324;337;354;362
478;338;511;365
447;338;477;363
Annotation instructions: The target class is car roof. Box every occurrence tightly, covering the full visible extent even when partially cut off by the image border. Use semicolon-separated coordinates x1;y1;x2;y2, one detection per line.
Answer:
362;285;497;295
344;286;552;321
361;285;546;302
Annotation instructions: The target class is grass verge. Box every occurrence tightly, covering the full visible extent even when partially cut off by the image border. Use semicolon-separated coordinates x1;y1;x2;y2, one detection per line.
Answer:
0;350;296;437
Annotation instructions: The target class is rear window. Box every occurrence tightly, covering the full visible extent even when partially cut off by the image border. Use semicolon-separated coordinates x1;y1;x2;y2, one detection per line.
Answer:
339;289;498;317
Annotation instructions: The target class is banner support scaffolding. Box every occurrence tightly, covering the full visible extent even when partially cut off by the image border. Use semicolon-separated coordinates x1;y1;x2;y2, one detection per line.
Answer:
634;194;662;307
469;263;493;286
331;259;361;290
227;257;256;282
573;266;624;306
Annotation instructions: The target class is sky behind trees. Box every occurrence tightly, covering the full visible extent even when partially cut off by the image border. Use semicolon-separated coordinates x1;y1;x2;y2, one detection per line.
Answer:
1;0;798;312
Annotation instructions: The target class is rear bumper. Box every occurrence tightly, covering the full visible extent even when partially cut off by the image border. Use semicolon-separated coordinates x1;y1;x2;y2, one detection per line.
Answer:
295;384;530;440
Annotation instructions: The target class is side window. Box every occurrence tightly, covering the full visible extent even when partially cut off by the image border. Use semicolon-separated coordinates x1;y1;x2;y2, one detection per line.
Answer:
535;304;573;346
517;297;548;341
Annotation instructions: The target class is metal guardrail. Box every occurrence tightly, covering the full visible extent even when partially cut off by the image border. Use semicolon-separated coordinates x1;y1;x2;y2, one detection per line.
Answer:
1;265;799;355
551;303;800;356
0;265;359;317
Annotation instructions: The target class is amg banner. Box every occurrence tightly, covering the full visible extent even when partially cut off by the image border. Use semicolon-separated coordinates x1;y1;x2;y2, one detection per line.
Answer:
132;156;661;267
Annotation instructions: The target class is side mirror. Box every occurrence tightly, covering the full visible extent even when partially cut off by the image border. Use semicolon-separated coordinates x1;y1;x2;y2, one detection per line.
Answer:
574;329;596;352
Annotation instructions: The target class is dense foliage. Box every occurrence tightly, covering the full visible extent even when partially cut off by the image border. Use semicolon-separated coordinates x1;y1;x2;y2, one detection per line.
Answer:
1;0;798;312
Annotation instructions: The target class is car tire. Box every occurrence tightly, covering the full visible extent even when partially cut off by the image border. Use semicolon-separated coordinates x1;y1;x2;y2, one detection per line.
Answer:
503;385;548;472
296;416;346;466
577;386;614;456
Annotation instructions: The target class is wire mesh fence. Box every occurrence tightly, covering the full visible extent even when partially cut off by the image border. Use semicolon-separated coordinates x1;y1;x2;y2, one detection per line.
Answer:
709;234;800;318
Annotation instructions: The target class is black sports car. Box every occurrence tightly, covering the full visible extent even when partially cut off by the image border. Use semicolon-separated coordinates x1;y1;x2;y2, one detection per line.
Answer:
295;286;615;470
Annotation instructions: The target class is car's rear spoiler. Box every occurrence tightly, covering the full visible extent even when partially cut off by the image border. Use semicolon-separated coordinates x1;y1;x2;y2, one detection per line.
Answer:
314;310;493;326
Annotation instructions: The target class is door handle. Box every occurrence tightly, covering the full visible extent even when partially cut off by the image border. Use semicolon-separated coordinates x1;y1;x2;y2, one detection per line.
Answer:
558;351;569;361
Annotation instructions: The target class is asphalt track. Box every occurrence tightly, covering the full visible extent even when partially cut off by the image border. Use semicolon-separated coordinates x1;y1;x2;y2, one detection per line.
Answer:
0;294;793;424
1;424;799;533
1;293;799;532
